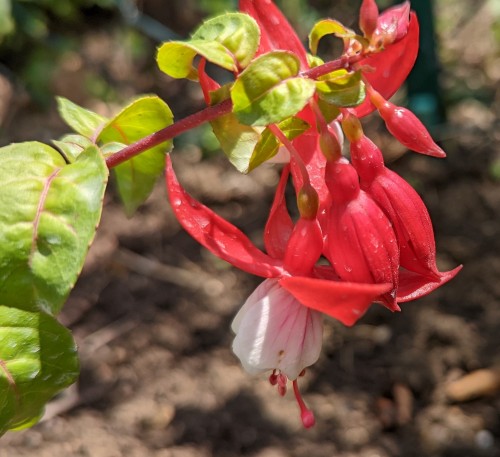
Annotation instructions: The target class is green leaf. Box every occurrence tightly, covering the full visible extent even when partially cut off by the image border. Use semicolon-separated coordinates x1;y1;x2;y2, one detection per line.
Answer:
56;97;107;139
316;70;366;107
100;142;126;158
156;40;236;80
0;306;79;435
211;114;261;173
210;86;309;173
98;96;173;216
208;84;260;173
192;12;260;69
52;134;94;163
317;99;341;124
0;143;108;314
231;51;316;126
308;19;354;55
248;117;310;171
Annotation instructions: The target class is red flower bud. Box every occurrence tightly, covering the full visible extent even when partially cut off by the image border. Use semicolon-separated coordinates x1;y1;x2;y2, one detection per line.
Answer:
373;1;411;46
369;88;446;158
264;165;294;259
349;134;440;278
359;0;379;38
283;218;323;277
324;159;400;311
348;132;462;290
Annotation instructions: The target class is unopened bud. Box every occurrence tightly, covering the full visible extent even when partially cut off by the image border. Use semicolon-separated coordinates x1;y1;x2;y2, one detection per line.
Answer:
359;0;379;38
369;87;446;158
341;114;364;143
297;185;319;220
319;128;342;161
375;1;411;44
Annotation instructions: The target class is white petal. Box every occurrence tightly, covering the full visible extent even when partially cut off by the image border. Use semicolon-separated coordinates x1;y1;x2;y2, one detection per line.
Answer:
232;279;323;380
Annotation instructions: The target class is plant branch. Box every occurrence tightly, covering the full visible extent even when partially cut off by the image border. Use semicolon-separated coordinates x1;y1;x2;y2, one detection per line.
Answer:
302;54;363;80
105;98;233;168
105;54;364;169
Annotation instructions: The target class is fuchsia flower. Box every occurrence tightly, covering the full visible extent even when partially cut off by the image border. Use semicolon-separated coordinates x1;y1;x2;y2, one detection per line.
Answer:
166;157;392;427
165;0;461;428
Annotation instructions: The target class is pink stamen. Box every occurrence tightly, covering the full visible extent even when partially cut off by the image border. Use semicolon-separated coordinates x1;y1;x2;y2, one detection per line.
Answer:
269;370;278;386
292;379;316;429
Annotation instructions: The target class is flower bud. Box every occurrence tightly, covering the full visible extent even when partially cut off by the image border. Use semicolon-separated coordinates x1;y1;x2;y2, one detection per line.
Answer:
348;132;457;280
359;0;379;39
319;127;342;162
324;159;400;310
374;1;411;45
369;88;446;158
283;217;323;276
297;185;319;220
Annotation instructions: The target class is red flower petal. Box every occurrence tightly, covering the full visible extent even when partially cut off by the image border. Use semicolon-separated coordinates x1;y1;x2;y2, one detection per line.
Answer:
166;155;284;278
397;265;463;302
239;0;309;69
264;165;294;259
353;12;419;118
280;276;393;326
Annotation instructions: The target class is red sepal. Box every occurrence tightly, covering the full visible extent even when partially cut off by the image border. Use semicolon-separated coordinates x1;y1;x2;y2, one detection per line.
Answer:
166;156;284;278
397;265;463;302
353;12;419;118
280;276;393;326
239;0;309;69
372;97;446;158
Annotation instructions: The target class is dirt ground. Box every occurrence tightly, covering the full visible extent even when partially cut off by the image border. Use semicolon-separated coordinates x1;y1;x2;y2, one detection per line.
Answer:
0;1;499;456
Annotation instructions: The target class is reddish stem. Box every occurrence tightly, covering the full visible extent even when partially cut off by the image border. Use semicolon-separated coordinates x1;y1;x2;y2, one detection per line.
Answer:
105;55;364;169
302;53;363;80
105;98;232;168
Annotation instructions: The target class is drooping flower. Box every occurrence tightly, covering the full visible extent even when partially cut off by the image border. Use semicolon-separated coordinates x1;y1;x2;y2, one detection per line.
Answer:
166;156;391;427
165;0;461;430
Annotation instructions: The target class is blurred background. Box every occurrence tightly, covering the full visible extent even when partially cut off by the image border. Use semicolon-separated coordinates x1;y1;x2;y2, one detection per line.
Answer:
0;1;499;456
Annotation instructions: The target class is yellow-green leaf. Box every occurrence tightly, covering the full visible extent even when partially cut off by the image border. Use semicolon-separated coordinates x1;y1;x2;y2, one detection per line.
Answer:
231;51;316;126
